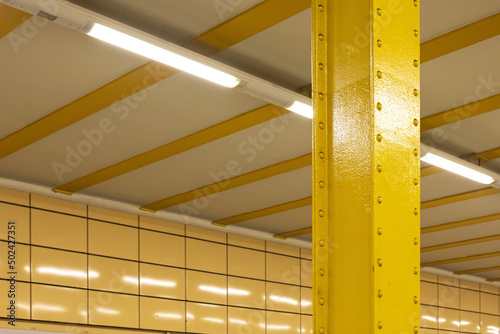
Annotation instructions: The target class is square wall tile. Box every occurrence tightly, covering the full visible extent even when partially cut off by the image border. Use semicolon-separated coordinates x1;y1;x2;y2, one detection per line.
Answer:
0;186;29;205
438;285;460;309
460;288;479;312
421;282;438;306
266;282;300;313
31;194;86;216
460;280;480;290
266;253;300;285
302;314;313;334
301;287;312;315
88;220;138;260
88;206;138;227
228;246;264;280
480;314;499;334
460;310;480;333
186;225;226;243
140;263;185;300
300;248;312;260
140;297;185;332
32;247;87;288
301;259;312;287
186;302;227;334
0;280;30;319
438;275;459;287
421;272;438;283
187;271;227;305
32;284;87;324
266;241;300;257
140;215;184;235
228;307;265;334
0;242;30;281
481;284;499;294
481;292;499;315
438;307;460;331
421;305;438;329
266;311;300;334
0;203;29;244
88;255;138;294
186;238;226;274
228;234;265;250
228;277;265;309
89;291;138;328
140;230;185;267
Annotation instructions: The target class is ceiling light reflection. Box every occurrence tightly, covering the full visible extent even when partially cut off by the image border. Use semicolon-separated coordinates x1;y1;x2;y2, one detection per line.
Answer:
269;295;299;305
229;318;247;325
96;307;120;315
141;277;176;287
155;312;182;319
199;285;227;295
203;317;224;324
37;267;98;278
33;304;65;312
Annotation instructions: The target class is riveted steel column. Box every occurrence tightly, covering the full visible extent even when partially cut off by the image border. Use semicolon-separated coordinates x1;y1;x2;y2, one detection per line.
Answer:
312;0;420;333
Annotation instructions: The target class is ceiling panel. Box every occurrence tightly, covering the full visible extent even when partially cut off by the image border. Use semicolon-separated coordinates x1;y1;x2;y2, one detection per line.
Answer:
421;220;500;247
238;205;312;235
421;171;486;202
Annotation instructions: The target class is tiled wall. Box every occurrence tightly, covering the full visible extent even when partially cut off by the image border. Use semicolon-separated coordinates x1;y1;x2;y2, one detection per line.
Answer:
421;272;500;334
0;186;498;334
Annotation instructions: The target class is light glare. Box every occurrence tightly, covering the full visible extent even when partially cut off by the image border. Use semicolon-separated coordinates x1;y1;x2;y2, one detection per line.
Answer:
286;101;313;118
421;153;495;184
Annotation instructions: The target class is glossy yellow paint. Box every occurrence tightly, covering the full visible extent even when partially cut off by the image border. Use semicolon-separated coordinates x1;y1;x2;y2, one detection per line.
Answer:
420;165;443;177
421;234;500;252
55;105;289;194
455;265;500;275
422;212;500;234
475;145;500;161
0;3;31;39
212;196;311;226
420;93;500;132
421;12;500;63
421;188;500;209
141;153;311;211
421;251;500;267
274;226;312;239
312;1;420;334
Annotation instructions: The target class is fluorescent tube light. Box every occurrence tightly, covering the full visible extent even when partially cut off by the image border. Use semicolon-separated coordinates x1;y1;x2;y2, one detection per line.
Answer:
421;144;496;184
287;101;313;118
87;23;240;88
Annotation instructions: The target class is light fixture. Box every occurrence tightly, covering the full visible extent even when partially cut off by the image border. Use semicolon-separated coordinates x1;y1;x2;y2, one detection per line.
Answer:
421;144;498;185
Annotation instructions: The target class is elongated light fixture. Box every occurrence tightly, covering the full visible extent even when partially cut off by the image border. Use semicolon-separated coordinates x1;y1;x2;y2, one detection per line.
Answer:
421;144;496;185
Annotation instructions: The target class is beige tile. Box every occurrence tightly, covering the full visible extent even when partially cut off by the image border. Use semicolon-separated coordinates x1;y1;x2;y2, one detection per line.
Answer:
266;282;300;313
31;208;87;252
438;285;460;308
460;279;480;290
228;277;265;309
31;193;86;216
301;287;312;314
140;263;185;299
0;280;30;319
421;272;438;283
421;282;438;306
186;225;226;243
0;186;29;205
481;292;499;315
139;215;184;235
140;297;185;332
480;314;499;334
187;270;227;305
0;242;30;281
88;206;138;227
460;288;480;312
32;284;87;324
266;253;300;285
88;291;138;328
301;314;313;334
266;241;300;257
301;259;313;287
421;305;438;329
300;248;312;260
228;234;265;250
420;330;437;334
438;275;459;287
186;302;227;334
32;247;87;288
228;246;265;280
460;310;480;333
480;283;499;294
186;238;226;274
228;307;265;334
88;255;138;294
0;203;29;244
438;307;460;331
266;311;300;334
140;230;185;267
88;220;138;260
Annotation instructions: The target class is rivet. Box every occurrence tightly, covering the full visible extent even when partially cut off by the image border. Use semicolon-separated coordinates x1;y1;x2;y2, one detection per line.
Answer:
414;326;419;334
377;227;383;235
377;39;382;47
414;238;419;245
414;60;419;67
319;298;325;305
413;178;419;186
413;88;419;96
414;296;419;304
319;93;324;100
319;34;324;41
378;290;383;298
413;0;418;7
376;134;383;142
414;29;419;37
319;122;325;129
414;267;419;275
319;63;324;70
414;208;419;215
377;8;382;16
318;4;324;12
319;181;325;188
319;269;325;276
376;102;382;111
378;321;383;329
319;239;325;247
377;258;383;267
319;328;325;334
377;196;382;204
376;71;383;79
377;165;382;173
319;152;325;159
413;119;419;126
319;210;325;217
413;148;419;156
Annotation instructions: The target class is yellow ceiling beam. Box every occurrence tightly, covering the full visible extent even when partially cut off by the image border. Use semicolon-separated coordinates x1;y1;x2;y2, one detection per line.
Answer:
141;153;311;212
0;3;31;39
455;265;500;276
486;277;500;282
421;188;500;210
420;93;500;132
421;251;500;267
474;145;500;162
212;196;311;227
421;12;500;63
420;165;443;177
274;227;311;240
421;234;500;253
54;105;289;194
421;212;500;234
0;0;305;159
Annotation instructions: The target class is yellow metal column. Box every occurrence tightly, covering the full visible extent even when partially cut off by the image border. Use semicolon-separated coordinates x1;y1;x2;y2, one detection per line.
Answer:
312;0;420;333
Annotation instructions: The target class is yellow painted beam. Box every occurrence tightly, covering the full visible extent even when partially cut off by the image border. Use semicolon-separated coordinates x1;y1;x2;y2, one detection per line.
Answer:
420;93;500;132
274;227;312;240
421;212;500;234
55;105;289;194
0;3;31;39
421;188;500;210
421;251;500;267
0;0;302;160
212;196;311;227
421;234;500;253
141;153;311;212
474;145;500;162
420;165;443;177
455;265;500;276
421;12;500;63
486;277;500;282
